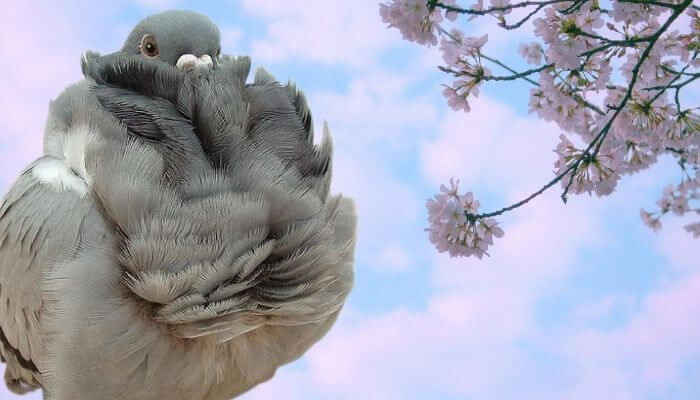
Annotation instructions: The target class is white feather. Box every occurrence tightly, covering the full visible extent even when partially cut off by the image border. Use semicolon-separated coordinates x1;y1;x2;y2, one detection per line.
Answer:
176;54;213;73
32;158;89;197
42;124;95;193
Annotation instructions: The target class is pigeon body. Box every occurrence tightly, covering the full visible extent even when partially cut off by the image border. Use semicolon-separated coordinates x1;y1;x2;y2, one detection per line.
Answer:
0;11;356;400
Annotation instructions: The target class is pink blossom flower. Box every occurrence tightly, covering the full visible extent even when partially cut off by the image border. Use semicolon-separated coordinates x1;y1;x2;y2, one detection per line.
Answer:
554;134;621;197
685;223;700;238
611;2;664;25
518;42;543;65
379;0;444;46
442;0;459;21
426;179;504;258
490;0;512;15
575;3;604;32
439;32;490;113
443;81;472;112
641;209;662;232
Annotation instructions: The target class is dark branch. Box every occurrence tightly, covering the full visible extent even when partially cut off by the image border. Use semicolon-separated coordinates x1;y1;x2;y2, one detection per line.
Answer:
428;0;567;16
618;0;686;9
501;4;548;30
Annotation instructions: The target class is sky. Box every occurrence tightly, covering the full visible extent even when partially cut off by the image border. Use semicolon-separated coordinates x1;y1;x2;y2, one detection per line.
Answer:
0;1;698;399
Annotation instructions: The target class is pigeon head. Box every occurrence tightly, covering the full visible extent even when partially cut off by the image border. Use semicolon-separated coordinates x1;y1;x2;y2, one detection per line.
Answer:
121;10;221;73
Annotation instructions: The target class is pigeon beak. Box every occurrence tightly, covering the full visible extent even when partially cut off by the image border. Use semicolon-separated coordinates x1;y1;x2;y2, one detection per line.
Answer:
176;54;213;74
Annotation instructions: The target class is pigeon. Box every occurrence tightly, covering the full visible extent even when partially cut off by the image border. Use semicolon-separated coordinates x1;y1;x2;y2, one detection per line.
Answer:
0;10;356;400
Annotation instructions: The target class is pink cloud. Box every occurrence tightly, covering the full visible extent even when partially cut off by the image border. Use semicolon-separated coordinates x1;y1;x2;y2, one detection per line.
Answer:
0;2;93;183
552;272;700;399
291;290;531;400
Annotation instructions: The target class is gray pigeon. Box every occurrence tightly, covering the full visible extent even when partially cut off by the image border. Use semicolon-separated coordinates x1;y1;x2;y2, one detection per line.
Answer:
0;10;356;400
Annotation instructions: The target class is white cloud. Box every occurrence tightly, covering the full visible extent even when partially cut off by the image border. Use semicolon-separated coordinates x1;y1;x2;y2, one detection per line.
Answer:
132;0;179;9
568;294;637;325
654;216;700;273
310;72;438;145
420;95;561;193
329;147;423;255
372;243;415;272
239;0;396;69
300;69;438;262
220;27;242;53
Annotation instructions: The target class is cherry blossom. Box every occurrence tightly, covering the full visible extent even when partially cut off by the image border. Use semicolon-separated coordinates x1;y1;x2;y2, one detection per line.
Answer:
439;31;490;112
641;209;662;232
379;0;445;46
686;222;700;238
553;134;622;197
490;0;512;16
380;0;699;258
518;42;543;65
425;178;503;258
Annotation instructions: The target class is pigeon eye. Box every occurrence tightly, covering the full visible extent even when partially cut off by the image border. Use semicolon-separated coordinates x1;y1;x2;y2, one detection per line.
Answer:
139;34;159;57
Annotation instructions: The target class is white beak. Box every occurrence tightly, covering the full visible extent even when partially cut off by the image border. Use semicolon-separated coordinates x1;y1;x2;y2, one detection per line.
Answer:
176;54;213;73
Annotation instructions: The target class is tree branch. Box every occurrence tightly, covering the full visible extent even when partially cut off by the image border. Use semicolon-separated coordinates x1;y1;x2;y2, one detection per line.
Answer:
473;0;694;218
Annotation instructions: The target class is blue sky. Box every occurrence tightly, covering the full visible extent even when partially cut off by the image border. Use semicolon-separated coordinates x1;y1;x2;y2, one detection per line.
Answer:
1;1;699;399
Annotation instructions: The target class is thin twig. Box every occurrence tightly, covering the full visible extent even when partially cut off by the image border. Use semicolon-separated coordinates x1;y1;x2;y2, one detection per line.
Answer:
618;0;685;9
428;0;567;16
501;4;548;29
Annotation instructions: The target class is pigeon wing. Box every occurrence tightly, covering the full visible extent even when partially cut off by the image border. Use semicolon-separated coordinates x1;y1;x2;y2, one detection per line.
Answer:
0;157;107;393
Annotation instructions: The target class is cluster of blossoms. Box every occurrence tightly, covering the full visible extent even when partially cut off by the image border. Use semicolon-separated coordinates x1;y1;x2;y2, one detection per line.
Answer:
380;0;699;258
440;31;490;112
379;0;458;46
425;179;504;258
553;133;621;197
519;42;543;65
641;170;700;235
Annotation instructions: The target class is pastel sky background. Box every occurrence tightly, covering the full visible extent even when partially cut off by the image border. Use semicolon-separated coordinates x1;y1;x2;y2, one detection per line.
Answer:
1;1;698;399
